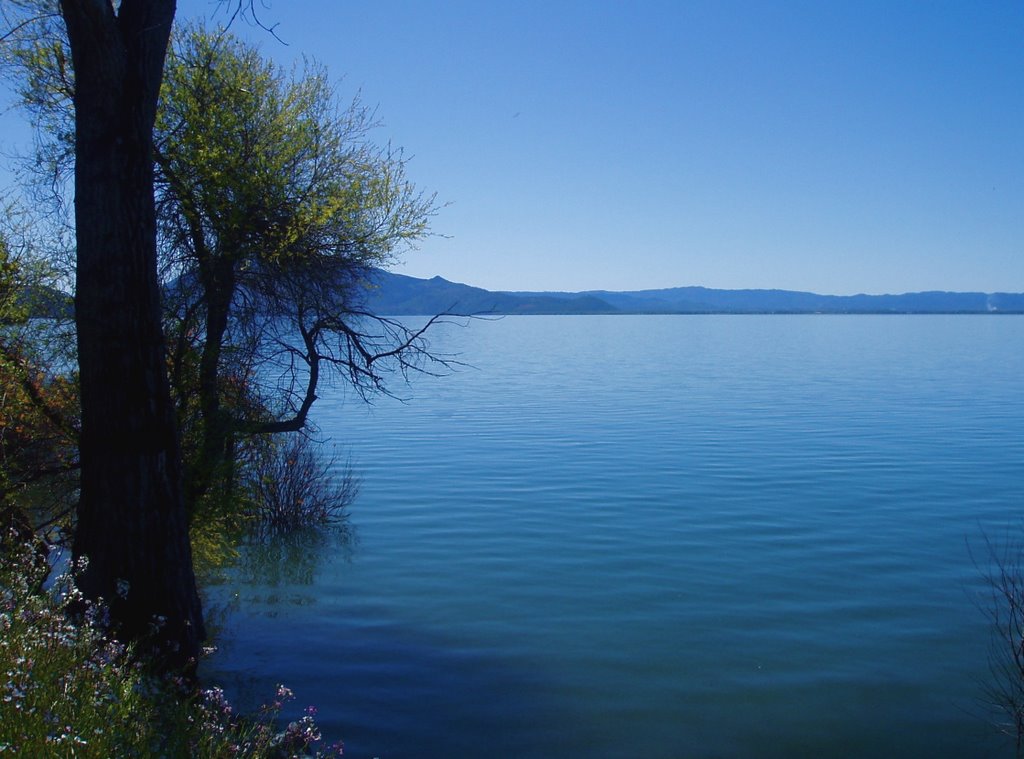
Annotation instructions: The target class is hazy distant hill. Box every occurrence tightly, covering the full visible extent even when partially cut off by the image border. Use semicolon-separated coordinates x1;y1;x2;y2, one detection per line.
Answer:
364;270;618;314
363;270;1024;315
21;284;73;319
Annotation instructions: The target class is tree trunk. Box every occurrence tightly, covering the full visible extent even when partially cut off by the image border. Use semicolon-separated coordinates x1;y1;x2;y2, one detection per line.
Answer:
186;259;235;508
61;0;204;669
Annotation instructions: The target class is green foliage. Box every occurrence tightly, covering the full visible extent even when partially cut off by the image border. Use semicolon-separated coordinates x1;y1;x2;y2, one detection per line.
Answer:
0;208;40;325
156;24;434;276
0;234;26;325
1;534;158;755
4;15;446;535
0;0;75;206
0;210;78;536
156;24;445;517
0;530;344;757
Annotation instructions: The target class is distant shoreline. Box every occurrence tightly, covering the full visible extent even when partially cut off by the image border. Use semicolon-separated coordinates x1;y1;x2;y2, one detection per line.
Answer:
365;269;1024;316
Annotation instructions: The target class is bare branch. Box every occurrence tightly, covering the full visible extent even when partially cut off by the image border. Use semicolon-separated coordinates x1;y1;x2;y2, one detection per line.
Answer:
216;0;286;44
970;528;1024;753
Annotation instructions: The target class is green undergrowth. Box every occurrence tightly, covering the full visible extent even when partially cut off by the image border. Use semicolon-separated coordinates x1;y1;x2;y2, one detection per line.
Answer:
0;531;343;758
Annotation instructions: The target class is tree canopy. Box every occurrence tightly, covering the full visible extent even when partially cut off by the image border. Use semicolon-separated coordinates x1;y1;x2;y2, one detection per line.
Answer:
154;25;447;508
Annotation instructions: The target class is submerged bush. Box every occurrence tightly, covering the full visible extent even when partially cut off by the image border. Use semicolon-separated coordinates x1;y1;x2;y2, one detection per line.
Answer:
974;528;1024;756
0;529;343;757
248;435;358;539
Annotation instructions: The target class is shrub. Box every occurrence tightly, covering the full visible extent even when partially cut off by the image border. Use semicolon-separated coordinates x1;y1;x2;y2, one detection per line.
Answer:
247;435;358;539
0;533;158;755
0;529;343;757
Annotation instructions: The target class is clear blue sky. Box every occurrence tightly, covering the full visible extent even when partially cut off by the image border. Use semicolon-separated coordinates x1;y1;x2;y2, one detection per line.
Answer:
8;1;1024;295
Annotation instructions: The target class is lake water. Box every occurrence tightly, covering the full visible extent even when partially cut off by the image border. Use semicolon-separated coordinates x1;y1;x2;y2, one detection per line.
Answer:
202;315;1024;758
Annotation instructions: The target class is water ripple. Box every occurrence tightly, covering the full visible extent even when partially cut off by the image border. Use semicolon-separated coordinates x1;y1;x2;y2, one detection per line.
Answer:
205;315;1024;758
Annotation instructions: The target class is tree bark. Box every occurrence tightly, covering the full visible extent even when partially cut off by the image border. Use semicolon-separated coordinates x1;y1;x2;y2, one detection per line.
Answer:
188;258;235;506
61;0;204;669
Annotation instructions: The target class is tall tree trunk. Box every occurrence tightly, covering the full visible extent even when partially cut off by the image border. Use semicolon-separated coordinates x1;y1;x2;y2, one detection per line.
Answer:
61;0;204;669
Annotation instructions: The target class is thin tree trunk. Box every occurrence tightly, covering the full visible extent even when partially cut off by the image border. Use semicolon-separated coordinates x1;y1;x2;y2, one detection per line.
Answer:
187;261;235;507
61;0;204;669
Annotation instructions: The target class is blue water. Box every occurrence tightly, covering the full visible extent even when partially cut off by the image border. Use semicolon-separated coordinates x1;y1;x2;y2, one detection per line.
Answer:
202;315;1024;758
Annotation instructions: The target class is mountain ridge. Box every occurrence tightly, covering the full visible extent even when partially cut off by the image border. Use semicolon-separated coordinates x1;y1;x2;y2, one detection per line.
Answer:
364;270;1024;315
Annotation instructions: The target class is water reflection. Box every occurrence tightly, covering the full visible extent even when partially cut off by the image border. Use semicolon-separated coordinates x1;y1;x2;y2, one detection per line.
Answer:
198;520;557;758
236;526;357;589
199;523;357;642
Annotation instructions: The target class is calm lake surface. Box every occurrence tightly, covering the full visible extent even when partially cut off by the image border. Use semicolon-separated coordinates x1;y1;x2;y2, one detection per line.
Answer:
203;315;1024;758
